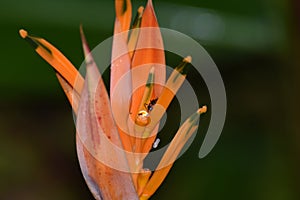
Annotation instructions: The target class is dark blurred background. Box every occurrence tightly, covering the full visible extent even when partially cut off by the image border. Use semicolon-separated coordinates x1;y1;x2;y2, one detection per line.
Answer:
0;0;299;199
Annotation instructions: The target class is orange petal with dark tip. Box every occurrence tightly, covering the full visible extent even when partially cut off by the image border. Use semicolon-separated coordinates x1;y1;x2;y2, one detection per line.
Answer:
19;29;84;95
115;0;132;39
141;107;207;198
130;0;165;143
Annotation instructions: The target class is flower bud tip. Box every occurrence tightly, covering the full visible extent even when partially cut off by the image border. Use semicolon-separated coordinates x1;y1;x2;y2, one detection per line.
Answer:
184;56;192;63
19;29;28;38
198;105;207;114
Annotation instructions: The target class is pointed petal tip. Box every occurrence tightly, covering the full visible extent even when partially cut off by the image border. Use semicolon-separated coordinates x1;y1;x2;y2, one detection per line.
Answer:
19;29;27;38
79;24;84;35
79;25;84;40
79;25;87;48
147;0;153;6
79;25;91;58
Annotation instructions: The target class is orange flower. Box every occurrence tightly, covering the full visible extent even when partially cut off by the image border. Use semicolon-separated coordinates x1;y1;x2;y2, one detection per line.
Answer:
19;0;206;199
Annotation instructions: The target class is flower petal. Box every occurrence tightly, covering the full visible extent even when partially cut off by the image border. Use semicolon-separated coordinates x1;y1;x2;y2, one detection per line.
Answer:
110;20;133;146
115;0;132;40
130;0;166;121
141;56;192;153
76;68;138;200
56;73;80;114
110;21;138;183
19;29;84;95
140;107;207;199
77;28;138;200
128;6;144;59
